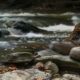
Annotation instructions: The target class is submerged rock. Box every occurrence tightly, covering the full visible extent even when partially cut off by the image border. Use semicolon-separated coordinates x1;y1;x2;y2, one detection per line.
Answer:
18;42;48;51
5;21;48;34
0;30;10;37
1;52;34;63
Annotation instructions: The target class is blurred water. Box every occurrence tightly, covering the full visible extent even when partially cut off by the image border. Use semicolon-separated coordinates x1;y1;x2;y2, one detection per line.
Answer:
0;9;79;56
0;9;80;37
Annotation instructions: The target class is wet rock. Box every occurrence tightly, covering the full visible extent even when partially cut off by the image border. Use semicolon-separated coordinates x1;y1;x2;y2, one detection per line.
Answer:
18;42;48;51
0;30;10;37
33;61;59;74
33;62;44;69
62;74;80;80
52;78;60;80
44;61;59;74
33;62;46;72
5;21;48;34
35;55;80;72
37;49;60;56
5;20;14;28
36;77;43;80
1;52;34;63
25;68;52;80
0;69;52;80
6;66;17;72
45;70;52;73
52;74;80;80
53;74;61;78
0;41;15;49
0;70;32;80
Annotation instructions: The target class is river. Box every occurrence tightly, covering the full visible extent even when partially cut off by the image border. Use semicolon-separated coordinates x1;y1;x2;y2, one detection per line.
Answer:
0;9;79;38
0;9;79;49
0;9;79;80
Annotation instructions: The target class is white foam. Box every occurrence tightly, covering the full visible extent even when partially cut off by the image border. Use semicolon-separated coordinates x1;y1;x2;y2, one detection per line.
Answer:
36;12;75;16
60;12;75;15
0;12;76;17
0;13;35;17
71;16;80;21
71;16;80;25
0;41;13;48
39;24;74;31
9;31;44;38
26;32;44;38
15;13;36;16
0;17;25;21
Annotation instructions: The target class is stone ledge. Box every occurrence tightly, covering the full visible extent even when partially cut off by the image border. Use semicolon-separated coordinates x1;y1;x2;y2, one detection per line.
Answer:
35;55;80;72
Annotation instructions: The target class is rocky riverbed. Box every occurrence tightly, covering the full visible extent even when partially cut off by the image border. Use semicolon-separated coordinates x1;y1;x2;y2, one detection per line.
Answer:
0;21;79;80
0;24;80;80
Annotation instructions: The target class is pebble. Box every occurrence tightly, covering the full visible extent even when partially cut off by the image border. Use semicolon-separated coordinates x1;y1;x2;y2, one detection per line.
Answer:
44;61;59;74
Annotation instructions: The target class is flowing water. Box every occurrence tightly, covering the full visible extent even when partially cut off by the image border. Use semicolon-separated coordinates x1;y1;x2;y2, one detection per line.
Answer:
0;9;80;53
0;9;79;75
0;10;80;29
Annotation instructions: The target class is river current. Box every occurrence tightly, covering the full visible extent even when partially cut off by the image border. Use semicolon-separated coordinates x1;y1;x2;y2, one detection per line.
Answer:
0;9;78;63
0;9;79;38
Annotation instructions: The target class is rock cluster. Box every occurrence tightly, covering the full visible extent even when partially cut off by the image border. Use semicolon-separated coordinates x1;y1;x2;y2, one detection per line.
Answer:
0;21;79;80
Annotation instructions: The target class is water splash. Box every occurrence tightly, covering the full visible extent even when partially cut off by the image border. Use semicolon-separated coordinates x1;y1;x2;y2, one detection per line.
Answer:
39;24;74;31
0;12;77;17
9;32;44;38
71;16;80;25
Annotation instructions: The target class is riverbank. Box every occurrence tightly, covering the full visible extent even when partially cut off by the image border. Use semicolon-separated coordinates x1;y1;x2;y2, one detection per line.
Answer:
0;0;80;13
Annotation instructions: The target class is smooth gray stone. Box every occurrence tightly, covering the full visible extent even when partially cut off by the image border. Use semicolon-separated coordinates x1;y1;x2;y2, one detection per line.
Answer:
1;52;34;63
35;55;80;72
0;70;32;80
0;69;51;80
53;74;80;80
37;49;60;56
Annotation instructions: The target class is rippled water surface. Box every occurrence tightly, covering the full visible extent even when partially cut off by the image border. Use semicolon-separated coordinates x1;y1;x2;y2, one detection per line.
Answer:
1;10;80;37
0;9;79;51
0;9;79;75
